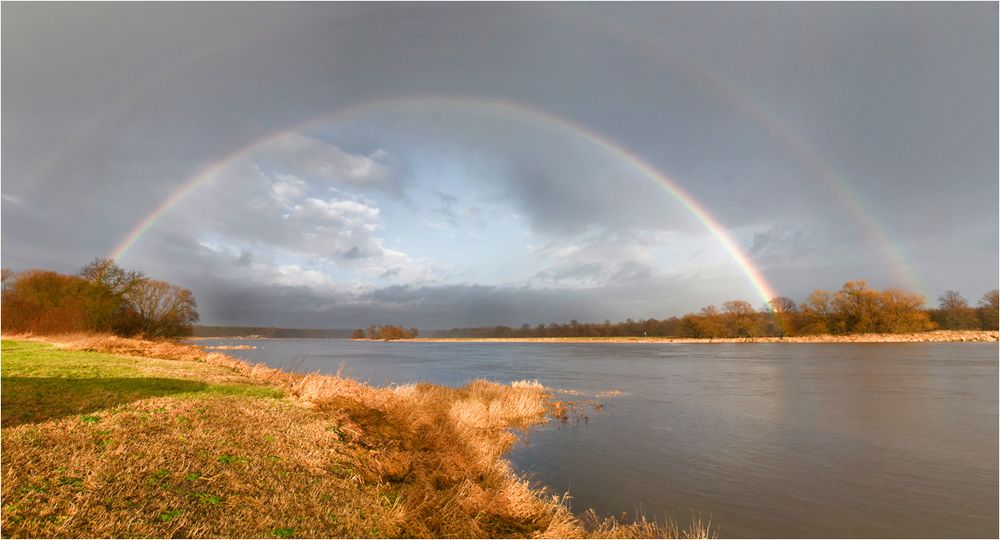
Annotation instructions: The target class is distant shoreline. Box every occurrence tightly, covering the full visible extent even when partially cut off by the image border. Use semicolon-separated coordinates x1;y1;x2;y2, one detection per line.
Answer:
395;330;998;344
188;329;999;343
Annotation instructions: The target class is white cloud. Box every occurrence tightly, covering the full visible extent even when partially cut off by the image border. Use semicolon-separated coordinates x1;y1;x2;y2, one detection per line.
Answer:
291;197;381;230
272;264;336;289
255;133;398;191
269;173;307;205
527;228;669;288
158;138;434;287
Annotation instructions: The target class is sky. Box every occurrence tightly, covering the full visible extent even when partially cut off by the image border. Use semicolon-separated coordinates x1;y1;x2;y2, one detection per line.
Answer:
3;3;997;329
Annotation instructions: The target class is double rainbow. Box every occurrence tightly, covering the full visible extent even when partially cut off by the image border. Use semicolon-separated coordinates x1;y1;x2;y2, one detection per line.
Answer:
107;95;781;304
12;9;925;298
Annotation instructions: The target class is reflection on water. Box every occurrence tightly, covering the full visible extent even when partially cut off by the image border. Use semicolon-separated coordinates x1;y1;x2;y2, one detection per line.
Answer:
196;339;998;538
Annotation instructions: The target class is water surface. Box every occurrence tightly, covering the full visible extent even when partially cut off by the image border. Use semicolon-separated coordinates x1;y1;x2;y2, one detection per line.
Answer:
196;339;998;538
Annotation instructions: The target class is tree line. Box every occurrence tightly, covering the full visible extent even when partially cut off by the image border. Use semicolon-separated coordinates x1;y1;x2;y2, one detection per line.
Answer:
192;326;353;339
1;259;199;338
433;281;1000;339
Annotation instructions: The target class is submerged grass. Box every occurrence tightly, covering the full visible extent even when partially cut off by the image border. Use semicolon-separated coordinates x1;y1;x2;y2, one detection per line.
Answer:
1;335;712;538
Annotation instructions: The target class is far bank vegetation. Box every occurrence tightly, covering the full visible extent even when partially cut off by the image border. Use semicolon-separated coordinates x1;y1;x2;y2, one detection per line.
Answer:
353;325;420;341
437;281;1000;339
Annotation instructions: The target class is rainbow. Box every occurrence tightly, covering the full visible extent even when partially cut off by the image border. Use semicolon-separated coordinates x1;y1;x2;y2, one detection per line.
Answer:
108;95;781;304
577;9;927;296
13;7;924;297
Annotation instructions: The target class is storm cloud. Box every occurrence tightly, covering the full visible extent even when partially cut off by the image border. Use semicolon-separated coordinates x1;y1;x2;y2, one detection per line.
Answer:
3;3;996;329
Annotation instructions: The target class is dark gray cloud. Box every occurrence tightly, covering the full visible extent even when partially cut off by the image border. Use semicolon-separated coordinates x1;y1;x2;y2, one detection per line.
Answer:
190;275;745;330
3;3;996;327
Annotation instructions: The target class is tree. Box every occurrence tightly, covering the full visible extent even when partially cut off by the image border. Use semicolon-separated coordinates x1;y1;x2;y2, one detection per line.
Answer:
363;324;417;340
936;290;979;330
0;270;92;334
721;300;758;337
880;288;934;333
678;313;701;338
78;258;145;297
351;329;366;339
833;280;881;333
3;260;199;338
801;289;837;334
693;305;724;338
767;297;798;314
127;279;199;338
77;258;147;333
978;289;999;330
764;296;798;336
380;325;405;340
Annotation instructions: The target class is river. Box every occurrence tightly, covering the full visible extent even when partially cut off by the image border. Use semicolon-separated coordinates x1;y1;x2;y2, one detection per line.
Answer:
192;339;998;538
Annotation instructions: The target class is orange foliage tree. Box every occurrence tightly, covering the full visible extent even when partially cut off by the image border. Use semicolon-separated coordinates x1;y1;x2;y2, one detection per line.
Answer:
2;259;198;338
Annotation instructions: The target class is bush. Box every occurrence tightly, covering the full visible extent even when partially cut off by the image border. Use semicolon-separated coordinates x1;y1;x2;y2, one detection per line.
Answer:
1;259;198;338
364;325;418;340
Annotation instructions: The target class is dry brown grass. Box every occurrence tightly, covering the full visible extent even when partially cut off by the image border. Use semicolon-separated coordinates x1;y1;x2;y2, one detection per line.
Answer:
2;334;712;538
582;510;714;539
3;395;396;537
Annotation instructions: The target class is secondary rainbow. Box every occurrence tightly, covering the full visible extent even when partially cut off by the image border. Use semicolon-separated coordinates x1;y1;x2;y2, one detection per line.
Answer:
19;7;923;296
582;12;926;295
109;95;780;304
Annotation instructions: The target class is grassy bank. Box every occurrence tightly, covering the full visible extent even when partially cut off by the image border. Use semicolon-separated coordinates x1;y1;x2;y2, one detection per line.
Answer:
406;330;999;344
0;336;709;538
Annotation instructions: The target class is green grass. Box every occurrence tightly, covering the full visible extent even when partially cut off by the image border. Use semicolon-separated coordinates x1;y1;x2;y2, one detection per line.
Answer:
1;340;282;428
159;509;183;522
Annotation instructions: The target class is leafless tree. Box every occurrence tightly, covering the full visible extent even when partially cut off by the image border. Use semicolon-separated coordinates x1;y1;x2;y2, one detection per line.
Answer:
936;290;978;329
978;289;999;329
128;279;199;338
78;258;145;297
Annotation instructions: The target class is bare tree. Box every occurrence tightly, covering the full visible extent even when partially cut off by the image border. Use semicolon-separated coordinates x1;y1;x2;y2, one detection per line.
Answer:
77;258;147;333
128;279;199;338
78;258;145;297
767;297;798;314
978;289;999;330
880;288;933;332
938;290;968;311
801;289;836;334
833;281;880;333
765;296;798;336
693;305;724;338
936;290;978;330
981;289;1000;311
722;300;758;337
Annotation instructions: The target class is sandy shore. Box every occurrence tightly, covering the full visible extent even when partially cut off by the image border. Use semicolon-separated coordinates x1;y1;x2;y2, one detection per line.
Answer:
401;330;998;344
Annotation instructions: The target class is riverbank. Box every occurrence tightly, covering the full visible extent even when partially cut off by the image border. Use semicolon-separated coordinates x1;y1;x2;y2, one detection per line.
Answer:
402;329;998;344
0;335;707;538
